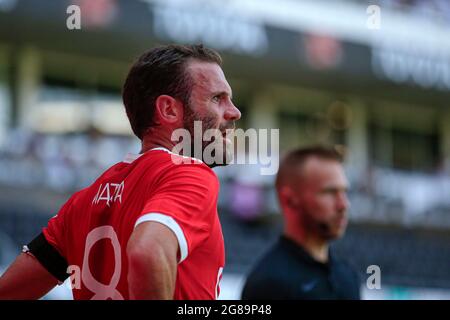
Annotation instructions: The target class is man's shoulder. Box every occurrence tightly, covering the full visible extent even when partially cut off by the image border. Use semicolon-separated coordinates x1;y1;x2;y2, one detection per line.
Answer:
242;245;297;300
330;252;361;284
330;250;358;272
135;150;219;195
247;241;294;279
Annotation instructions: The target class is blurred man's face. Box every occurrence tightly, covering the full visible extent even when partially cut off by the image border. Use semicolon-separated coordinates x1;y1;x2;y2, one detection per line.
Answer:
296;157;350;240
182;61;241;165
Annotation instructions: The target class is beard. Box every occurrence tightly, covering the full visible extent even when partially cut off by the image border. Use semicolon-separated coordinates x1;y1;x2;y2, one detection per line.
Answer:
301;209;347;241
182;102;234;167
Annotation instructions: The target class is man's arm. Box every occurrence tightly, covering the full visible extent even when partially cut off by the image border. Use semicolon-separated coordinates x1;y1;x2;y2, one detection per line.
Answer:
0;253;59;299
127;221;179;300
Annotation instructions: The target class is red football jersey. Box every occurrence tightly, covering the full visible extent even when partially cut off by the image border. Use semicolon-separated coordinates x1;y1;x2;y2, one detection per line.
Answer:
42;148;225;300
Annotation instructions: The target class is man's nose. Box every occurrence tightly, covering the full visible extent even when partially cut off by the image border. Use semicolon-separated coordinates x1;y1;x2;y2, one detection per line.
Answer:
224;101;241;121
337;192;349;212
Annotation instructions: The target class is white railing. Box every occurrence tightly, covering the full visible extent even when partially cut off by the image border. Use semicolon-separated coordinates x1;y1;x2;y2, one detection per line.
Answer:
372;167;450;215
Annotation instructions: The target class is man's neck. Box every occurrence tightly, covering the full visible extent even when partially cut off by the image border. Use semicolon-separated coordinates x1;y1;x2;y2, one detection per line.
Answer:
284;229;329;264
140;130;177;154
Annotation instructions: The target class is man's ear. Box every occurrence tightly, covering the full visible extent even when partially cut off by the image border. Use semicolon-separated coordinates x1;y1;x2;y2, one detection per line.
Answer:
279;186;298;211
154;95;184;125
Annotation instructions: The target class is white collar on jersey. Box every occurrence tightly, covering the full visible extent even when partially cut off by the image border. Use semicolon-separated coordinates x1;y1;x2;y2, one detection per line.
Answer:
123;146;204;164
123;147;171;164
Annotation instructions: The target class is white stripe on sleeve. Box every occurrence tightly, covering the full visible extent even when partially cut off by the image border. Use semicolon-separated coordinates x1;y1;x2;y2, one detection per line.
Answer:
134;213;188;263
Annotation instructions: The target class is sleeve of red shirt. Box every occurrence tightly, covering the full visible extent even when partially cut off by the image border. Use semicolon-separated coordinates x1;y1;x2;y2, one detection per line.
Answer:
135;163;219;263
42;194;77;259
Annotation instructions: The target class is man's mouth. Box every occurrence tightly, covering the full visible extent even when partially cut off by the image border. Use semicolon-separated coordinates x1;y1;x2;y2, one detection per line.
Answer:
337;217;347;228
221;128;234;142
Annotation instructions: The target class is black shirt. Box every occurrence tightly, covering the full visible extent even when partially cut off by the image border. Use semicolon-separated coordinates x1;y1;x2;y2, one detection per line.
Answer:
241;235;361;300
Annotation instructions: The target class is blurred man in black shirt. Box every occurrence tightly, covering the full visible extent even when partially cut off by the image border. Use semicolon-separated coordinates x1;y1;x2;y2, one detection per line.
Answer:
242;146;360;300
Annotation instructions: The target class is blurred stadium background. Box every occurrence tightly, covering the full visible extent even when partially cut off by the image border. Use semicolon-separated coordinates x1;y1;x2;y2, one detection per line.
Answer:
1;0;450;299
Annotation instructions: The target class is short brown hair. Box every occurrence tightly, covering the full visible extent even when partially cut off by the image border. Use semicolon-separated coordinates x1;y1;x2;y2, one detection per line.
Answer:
275;145;344;190
122;44;222;140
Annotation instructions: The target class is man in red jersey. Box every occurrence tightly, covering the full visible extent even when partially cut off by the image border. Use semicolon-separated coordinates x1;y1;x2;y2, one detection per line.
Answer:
0;44;241;300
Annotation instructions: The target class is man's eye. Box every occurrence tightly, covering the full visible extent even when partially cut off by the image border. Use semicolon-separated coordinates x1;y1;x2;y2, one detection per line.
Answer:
323;189;337;195
212;95;221;102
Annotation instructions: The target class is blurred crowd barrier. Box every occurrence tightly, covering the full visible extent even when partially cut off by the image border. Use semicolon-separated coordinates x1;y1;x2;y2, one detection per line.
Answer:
0;128;139;192
379;0;450;23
